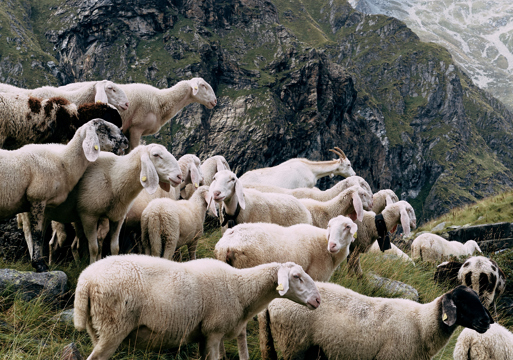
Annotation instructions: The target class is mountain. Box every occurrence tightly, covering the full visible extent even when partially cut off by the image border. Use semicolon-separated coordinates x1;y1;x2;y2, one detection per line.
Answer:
1;0;513;223
349;0;513;111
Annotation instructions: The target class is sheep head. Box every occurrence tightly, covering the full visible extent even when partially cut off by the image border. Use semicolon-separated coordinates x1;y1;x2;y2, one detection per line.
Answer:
276;262;321;310
326;215;357;254
329;147;356;178
209;170;245;209
95;80;129;110
81;119;128;161
189;77;217;109
140;144;182;195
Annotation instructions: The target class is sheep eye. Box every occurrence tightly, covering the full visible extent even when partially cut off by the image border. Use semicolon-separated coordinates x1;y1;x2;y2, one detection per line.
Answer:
153;153;161;158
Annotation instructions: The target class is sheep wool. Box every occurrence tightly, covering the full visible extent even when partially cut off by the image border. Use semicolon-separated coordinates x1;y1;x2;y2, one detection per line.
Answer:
454;323;513;360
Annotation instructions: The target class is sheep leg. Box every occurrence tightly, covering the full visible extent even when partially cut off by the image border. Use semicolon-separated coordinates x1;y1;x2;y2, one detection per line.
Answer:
87;328;132;360
28;203;49;272
108;220;123;256
17;213;33;259
188;239;199;261
199;334;223;360
80;215;100;264
127;127;143;152
236;323;250;360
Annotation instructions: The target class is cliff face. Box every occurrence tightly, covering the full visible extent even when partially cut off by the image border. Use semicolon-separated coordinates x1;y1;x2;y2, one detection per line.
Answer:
2;0;513;222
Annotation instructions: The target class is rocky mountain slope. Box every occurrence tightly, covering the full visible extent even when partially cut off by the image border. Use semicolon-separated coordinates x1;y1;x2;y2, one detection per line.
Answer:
1;0;513;222
349;0;513;111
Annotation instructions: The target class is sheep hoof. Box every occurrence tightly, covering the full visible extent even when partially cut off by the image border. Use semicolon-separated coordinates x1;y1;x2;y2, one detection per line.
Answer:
32;259;49;273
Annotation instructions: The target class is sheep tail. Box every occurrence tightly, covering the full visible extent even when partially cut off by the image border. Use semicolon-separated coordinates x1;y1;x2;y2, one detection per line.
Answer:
73;279;90;331
258;309;278;360
142;212;162;257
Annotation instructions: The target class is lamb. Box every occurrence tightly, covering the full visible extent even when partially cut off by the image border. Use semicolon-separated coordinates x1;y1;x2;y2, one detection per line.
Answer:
454;323;513;360
411;233;482;262
22;144;182;264
74;255;321;360
372;189;399;214
209;170;313;232
239;147;356;189
348;201;417;275
140;185;218;260
259;284;493;360
214;215;357;282
115;78;216;151
0;94;123;149
298;185;373;227
0;80;130;111
0;119;128;272
243;175;372;202
458;256;507;311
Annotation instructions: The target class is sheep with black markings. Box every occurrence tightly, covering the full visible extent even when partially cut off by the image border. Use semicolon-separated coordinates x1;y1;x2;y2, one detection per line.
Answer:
215;215;357;282
141;185;218;260
411;233;482;262
209;170;313;233
260;284;493;360
0;94;122;149
348;201;416;275
74;255;321;360
454;323;513;360
0;80;129;110
0;119;127;272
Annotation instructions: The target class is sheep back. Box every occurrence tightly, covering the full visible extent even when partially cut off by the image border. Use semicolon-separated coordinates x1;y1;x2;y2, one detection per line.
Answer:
454;323;513;360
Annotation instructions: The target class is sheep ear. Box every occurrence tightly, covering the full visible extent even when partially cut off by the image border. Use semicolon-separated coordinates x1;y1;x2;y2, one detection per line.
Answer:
216;158;226;172
400;208;411;237
191;166;201;188
349;223;358;242
235;179;245;210
276;265;290;296
190;79;199;96
82;127;101;162
94;82;109;104
475;243;482;253
206;192;218;217
385;195;394;207
441;293;457;326
140;153;159;194
352;192;363;222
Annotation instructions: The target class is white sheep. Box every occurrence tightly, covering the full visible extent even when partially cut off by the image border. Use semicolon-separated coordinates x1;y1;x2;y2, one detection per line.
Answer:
244;175;372;202
239;147;356;189
74;255;321;360
0;119;127;272
25;144;182;264
367;241;415;264
0;80;130;110
411;233;482;262
371;189;399;214
214;215;357;281
182;154;231;199
458;256;506;311
209;170;313;232
115;78;216;151
298;185;373;227
348;201;417;275
0;94;123;149
454;323;513;360
140;185;218;260
259;284;493;360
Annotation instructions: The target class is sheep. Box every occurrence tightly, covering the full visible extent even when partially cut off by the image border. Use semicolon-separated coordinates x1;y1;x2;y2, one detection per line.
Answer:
371;189;399;214
74;255;321;360
348;201;417;275
259;284;493;360
0;94;122;149
0;80;130;111
454;323;513;360
367;241;415;264
122;153;203;247
209;170;313;233
214;215;357;282
298;185;373;227
182;154;230;199
140;185;218;260
434;260;464;287
239;147;356;189
23;144;182;265
114;78;217;151
411;233;482;262
458;256;507;312
243;175;372;202
0;119;128;272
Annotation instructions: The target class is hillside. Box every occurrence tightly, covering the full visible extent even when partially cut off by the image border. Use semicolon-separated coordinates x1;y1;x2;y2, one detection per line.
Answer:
0;0;513;221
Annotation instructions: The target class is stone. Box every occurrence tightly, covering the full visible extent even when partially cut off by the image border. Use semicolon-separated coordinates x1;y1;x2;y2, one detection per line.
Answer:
61;343;83;360
368;273;419;302
0;269;68;304
53;308;74;325
431;222;446;232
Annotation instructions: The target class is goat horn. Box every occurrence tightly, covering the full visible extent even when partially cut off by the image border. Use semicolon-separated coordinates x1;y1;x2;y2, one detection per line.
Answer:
334;147;347;159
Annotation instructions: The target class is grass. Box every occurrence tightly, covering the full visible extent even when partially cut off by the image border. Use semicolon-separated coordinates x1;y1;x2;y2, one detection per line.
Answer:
1;217;512;359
